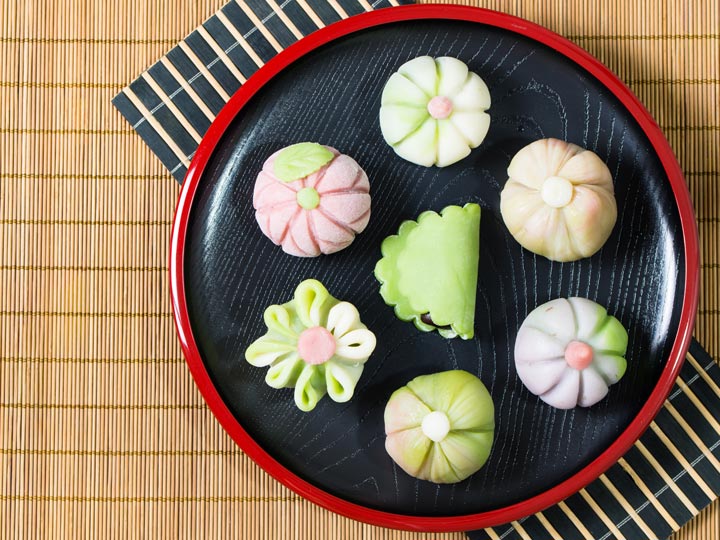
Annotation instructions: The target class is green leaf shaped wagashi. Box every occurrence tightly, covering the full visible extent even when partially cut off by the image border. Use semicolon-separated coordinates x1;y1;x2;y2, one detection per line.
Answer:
384;370;495;484
374;203;481;339
245;279;377;412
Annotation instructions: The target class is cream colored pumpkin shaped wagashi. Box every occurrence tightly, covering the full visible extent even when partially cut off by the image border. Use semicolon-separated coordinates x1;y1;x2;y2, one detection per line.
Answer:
500;138;618;262
379;56;491;167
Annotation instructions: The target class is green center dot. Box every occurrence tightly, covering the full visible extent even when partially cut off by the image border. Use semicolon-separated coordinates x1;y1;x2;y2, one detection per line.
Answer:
296;187;320;210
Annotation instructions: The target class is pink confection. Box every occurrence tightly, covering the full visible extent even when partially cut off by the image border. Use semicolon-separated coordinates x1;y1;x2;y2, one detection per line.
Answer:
564;340;594;370
297;326;336;365
427;96;453;119
253;146;371;257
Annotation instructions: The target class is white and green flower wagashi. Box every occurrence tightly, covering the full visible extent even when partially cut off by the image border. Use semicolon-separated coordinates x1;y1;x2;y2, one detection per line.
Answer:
379;56;491;167
245;279;376;412
384;370;495;484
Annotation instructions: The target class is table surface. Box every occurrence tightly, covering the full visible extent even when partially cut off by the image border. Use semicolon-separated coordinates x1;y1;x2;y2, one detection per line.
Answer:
0;0;718;538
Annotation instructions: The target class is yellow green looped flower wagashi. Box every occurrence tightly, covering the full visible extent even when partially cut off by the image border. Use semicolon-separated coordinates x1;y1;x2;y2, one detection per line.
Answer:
374;203;481;340
379;56;491;167
245;279;377;412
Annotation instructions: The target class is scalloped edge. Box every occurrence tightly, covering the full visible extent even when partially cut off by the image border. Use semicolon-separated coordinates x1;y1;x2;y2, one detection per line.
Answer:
374;203;480;340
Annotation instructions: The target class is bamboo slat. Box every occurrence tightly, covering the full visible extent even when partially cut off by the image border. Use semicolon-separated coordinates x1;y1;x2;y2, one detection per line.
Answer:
0;0;717;538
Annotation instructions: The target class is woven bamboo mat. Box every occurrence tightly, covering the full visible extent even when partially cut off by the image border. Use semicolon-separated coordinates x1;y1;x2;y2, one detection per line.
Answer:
0;0;718;539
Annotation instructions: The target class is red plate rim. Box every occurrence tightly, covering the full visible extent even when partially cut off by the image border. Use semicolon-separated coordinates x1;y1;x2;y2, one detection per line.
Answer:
169;4;699;532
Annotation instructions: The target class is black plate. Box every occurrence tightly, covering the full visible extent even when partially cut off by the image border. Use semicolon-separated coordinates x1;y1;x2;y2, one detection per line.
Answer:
183;19;684;516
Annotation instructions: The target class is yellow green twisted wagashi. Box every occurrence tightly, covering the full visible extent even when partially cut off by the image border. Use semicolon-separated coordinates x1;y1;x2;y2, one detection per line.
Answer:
245;279;376;412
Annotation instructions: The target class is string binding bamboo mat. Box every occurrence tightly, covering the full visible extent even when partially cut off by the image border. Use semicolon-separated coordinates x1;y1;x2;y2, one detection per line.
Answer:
1;0;717;539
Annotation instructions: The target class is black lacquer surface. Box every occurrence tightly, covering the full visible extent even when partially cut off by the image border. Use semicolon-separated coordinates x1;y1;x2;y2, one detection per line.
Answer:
184;20;684;515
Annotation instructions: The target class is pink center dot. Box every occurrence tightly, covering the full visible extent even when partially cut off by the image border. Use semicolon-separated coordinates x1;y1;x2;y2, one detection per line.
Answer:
564;340;594;370
427;96;453;119
297;326;336;365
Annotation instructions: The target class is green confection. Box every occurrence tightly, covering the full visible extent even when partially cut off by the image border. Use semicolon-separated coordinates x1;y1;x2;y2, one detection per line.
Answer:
514;297;629;409
273;142;334;183
245;279;377;412
384;370;495;484
374;203;481;339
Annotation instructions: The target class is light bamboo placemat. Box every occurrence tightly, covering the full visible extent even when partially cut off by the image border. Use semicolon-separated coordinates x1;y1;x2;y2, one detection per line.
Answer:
1;1;718;539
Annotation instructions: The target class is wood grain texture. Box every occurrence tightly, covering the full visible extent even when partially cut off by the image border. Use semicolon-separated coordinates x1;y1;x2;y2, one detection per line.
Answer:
184;18;684;516
0;0;717;538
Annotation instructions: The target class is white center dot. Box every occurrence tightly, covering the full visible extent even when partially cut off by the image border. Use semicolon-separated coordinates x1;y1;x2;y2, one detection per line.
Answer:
541;176;574;208
421;411;451;442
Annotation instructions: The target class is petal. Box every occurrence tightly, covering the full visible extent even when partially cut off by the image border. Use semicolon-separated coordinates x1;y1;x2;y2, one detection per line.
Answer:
499;181;546;235
255;209;272;240
264;201;298;245
299;147;340;189
538;212;576;262
506;145;547;189
449;110;490;148
293;279;332;328
514;326;566;366
293;363;327;412
533;138;583;179
287;210;320;257
253;173;297;210
320;193;371;230
398;56;438;97
507;138;580;189
265;353;304;388
437;56;469;96
280;231;308;258
380;105;430;145
326;302;361;338
348;206;371;233
313;154;367;193
585;311;627;355
440;431;493;480
392;118;438;167
381;72;430;106
405;370;459;421
384;387;432;434
523;297;576;343
511;204;566;258
567;297;607;341
540;368;579;409
336;329;376;360
253;169;274;196
443;373;494;431
592;354;627;385
436;120;471;167
245;338;296;367
450;72;490;110
385;427;432;478
262;305;297;339
309;211;355;254
577;366;610;407
561;185;617;257
558;149;614;189
325;362;364;402
516;357;569;396
420;443;460;484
